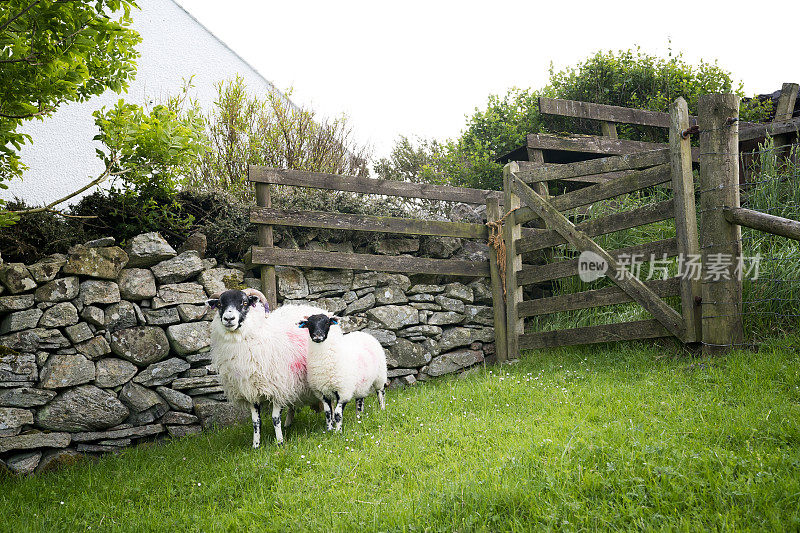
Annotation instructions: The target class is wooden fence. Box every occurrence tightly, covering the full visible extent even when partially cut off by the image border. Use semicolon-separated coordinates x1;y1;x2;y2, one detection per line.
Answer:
246;168;513;358
248;85;800;361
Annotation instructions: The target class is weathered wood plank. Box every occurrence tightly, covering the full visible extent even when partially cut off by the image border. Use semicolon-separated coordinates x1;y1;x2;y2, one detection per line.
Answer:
669;97;702;343
486;197;508;363
503;162;523;360
518;239;678;286
251;207;487;239
248;166;503;205
520;319;670;350
512;173;684;338
515;164;671;225
254;181;277;310
774;83;799;122
518;277;680;318
699;94;743;353
600;121;619;139
739;115;800;142
527;133;667;156
724;207;800;241
517;199;675;254
516;150;669;182
538;97;696;128
251;247;489;277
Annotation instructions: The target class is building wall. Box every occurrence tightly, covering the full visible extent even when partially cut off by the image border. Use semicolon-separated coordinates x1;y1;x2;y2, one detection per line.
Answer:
4;0;287;206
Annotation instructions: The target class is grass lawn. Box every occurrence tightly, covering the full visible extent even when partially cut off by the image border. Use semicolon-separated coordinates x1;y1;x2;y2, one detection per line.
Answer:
2;336;800;532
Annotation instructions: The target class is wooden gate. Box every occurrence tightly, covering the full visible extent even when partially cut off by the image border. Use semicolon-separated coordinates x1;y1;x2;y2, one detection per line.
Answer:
501;98;702;357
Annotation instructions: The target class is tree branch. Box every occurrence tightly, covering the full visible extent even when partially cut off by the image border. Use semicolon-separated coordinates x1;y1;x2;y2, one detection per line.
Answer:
0;108;53;119
0;0;41;33
11;156;123;216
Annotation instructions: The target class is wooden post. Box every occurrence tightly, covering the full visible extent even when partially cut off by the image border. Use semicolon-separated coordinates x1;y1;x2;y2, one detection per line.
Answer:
775;83;799;122
486;196;508;363
600;121;619;139
773;82;799;160
503;162;523;360
698;94;743;353
254;179;278;311
669;97;702;343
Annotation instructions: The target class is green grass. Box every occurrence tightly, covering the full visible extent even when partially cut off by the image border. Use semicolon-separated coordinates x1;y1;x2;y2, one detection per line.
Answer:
3;338;800;531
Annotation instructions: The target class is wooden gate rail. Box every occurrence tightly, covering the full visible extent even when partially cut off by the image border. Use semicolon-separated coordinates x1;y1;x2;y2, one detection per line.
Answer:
518;238;678;286
515;163;671;225
249;167;503;205
516;199;675;254
520;319;670;350
518;277;681;318
509;173;685;340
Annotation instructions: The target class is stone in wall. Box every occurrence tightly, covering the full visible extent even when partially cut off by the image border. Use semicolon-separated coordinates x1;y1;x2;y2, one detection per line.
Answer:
0;264;37;294
118;269;157;300
62;245;128;279
151;251;204;284
110;326;170;366
125;233;177;268
276;267;309;299
35;385;129;432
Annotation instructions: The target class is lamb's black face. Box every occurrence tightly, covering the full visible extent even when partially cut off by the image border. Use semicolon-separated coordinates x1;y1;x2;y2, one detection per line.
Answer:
207;290;260;331
298;313;338;343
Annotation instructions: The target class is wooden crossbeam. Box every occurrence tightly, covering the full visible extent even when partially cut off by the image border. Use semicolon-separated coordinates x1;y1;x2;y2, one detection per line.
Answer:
248;166;503;205
538;97;692;128
510;173;685;340
724;207;800;241
252;246;489;277
251;207;487;239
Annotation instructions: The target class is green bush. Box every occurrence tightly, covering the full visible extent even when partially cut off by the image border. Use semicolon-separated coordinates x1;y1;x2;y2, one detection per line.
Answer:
376;48;773;191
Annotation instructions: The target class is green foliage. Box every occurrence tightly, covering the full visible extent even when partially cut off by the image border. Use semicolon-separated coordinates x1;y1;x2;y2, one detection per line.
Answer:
0;200;87;263
93;96;208;197
84;94;209;242
187;76;371;198
0;0;141;224
2;340;800;530
376;48;773;191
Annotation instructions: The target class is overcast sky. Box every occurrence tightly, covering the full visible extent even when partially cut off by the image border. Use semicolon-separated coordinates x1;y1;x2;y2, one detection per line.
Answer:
176;0;795;161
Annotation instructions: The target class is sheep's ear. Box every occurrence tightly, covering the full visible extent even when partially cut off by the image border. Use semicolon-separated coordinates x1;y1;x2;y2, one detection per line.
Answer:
329;317;339;325
206;299;220;309
247;295;260;307
298;320;308;329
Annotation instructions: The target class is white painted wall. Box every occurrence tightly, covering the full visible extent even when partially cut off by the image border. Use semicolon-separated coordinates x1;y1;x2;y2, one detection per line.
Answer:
4;0;290;206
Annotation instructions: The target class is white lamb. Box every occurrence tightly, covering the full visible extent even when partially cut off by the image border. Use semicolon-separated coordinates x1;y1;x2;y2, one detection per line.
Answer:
207;288;326;447
298;313;387;431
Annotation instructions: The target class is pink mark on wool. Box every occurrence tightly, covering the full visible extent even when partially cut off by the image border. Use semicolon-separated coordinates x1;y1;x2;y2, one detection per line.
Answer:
286;329;309;350
289;356;307;375
286;329;309;374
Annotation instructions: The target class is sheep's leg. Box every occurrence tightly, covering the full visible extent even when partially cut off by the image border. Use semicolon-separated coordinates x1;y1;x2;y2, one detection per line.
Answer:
322;397;333;431
334;400;347;432
356;398;364;417
377;388;385;410
271;404;284;445
250;403;261;449
284;408;294;429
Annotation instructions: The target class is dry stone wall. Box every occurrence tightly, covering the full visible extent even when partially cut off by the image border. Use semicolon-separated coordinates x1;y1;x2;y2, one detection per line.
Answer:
0;231;495;475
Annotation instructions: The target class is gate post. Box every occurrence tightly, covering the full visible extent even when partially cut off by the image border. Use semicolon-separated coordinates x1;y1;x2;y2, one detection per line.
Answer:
698;94;743;353
486;196;508;363
669;97;702;343
252;173;278;311
503;162;523;360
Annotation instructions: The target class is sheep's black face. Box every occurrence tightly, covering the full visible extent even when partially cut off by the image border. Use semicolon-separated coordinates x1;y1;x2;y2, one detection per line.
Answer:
298;313;338;343
207;290;260;331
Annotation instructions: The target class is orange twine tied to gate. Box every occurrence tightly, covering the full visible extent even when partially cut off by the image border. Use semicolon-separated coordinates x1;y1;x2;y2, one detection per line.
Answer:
486;209;516;299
